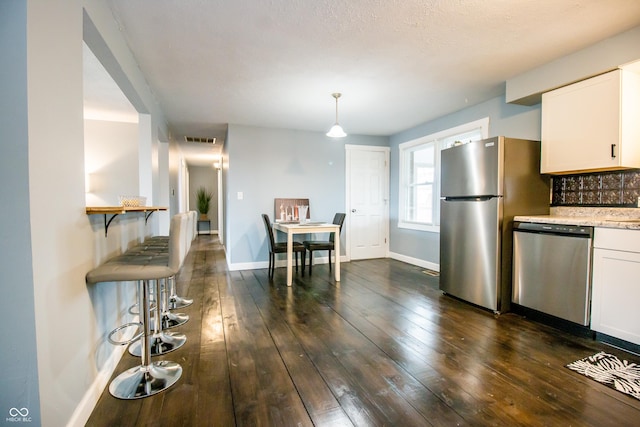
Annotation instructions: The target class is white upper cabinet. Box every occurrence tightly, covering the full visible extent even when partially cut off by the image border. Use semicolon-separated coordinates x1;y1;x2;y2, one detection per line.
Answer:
541;69;640;174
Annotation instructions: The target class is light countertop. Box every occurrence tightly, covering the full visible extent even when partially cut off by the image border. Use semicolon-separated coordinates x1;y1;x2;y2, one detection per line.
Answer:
515;207;640;230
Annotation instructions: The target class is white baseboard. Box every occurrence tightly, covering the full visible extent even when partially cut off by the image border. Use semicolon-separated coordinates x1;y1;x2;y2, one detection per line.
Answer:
228;260;267;271
198;230;218;236
227;255;348;272
388;251;439;272
305;255;347;267
227;252;435;273
66;319;138;427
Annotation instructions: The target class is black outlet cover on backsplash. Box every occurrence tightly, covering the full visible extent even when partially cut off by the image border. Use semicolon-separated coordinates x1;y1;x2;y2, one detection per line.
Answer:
551;170;640;207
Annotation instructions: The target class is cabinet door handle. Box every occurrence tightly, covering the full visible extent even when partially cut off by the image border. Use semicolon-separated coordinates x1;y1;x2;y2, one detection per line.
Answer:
611;143;617;158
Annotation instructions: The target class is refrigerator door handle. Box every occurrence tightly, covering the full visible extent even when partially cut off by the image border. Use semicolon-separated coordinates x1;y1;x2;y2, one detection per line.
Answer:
445;196;496;202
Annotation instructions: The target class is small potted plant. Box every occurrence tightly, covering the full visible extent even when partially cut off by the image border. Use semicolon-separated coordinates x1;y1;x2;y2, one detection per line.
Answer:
196;187;213;220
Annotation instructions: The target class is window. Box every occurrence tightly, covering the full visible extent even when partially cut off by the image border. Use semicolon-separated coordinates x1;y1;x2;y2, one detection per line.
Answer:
398;118;489;232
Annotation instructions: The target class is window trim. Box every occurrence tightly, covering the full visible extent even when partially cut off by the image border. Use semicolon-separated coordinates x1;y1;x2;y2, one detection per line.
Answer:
398;117;489;232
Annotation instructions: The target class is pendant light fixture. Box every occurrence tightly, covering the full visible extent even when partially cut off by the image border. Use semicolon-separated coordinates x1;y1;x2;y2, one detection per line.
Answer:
326;93;347;138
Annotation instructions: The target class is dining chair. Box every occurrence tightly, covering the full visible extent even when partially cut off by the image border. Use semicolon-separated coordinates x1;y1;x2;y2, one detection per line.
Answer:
304;213;346;274
262;214;306;278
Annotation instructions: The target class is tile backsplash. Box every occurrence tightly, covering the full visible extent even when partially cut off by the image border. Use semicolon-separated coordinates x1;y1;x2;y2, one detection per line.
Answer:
551;170;640;207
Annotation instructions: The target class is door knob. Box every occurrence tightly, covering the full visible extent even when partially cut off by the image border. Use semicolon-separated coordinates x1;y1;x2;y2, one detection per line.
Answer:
351;209;356;213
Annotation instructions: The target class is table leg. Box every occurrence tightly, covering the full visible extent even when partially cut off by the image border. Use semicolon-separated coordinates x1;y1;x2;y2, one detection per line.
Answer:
286;231;293;286
334;228;340;282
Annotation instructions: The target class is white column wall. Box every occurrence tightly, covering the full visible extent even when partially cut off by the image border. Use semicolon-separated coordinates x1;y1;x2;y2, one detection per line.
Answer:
138;113;153;202
157;142;171;234
27;1;95;425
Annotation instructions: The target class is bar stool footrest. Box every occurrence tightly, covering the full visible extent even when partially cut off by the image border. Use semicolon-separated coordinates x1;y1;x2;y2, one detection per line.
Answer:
128;331;187;357
160;312;189;330
169;295;193;310
108;322;143;346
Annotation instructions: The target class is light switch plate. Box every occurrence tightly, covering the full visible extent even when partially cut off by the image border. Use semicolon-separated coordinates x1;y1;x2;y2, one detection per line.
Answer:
237;191;243;200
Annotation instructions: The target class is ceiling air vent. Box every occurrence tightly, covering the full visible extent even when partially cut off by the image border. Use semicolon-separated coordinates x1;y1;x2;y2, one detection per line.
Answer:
184;136;216;144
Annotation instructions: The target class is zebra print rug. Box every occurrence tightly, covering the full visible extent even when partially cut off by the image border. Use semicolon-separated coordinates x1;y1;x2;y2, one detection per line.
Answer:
566;352;640;400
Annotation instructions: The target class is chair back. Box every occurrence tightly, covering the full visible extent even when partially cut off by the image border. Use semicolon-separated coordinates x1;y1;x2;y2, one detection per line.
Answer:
262;214;276;251
168;214;186;273
178;213;190;268
182;212;193;252
189;210;198;241
330;213;347;243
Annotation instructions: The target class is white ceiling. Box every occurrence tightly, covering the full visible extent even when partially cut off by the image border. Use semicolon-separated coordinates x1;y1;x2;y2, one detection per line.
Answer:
85;0;640;165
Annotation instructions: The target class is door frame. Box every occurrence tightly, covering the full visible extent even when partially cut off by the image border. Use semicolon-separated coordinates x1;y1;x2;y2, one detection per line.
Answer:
345;144;390;261
216;165;224;244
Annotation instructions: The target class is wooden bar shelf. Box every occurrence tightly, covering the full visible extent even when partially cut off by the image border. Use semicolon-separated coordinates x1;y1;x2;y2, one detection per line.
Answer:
86;206;167;237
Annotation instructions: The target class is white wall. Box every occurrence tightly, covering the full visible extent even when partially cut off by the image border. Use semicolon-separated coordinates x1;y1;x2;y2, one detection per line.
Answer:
84;119;140;206
224;124;388;269
168;140;182;217
180;158;189;213
138;114;153;203
157;141;171;234
507;25;640;104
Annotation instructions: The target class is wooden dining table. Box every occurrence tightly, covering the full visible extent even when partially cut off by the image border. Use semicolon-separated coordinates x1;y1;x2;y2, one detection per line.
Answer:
272;221;341;286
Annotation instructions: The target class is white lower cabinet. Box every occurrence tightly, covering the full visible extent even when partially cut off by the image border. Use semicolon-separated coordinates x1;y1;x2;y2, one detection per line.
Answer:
591;228;640;345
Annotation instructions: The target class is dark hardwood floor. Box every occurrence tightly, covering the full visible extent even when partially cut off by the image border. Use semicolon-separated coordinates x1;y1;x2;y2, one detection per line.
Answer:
87;235;640;426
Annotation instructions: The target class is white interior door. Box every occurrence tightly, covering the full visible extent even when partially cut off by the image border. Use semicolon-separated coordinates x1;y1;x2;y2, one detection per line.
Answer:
346;145;389;260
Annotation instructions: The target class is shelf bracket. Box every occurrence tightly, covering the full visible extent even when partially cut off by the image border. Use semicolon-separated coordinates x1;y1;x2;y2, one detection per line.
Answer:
103;214;120;237
87;206;165;237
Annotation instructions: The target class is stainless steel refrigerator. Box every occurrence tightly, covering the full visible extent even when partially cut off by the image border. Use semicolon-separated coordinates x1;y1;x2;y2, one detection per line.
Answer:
439;136;549;313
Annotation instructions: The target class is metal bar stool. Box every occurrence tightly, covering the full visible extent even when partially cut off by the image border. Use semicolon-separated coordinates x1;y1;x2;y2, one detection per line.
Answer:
86;214;187;399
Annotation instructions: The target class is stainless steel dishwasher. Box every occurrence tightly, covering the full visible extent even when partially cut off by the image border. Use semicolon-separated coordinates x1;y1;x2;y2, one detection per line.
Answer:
512;222;593;326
